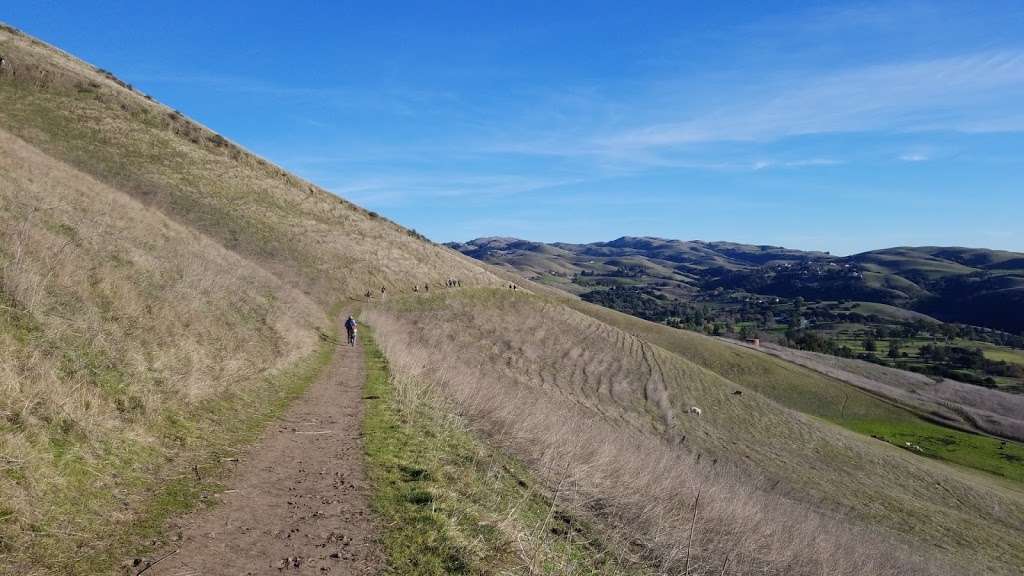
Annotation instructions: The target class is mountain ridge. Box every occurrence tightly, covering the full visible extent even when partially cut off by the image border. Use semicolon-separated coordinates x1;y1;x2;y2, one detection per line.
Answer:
449;236;1024;333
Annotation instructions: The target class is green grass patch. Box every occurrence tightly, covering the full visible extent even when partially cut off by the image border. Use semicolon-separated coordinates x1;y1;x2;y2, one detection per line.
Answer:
953;339;1024;367
361;327;645;576
846;419;1024;483
0;287;40;345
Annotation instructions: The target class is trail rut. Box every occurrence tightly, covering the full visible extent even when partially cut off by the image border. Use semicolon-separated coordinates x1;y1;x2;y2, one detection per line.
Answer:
142;326;380;576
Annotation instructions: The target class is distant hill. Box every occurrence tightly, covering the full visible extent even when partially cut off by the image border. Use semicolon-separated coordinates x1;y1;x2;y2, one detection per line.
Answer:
449;237;1024;333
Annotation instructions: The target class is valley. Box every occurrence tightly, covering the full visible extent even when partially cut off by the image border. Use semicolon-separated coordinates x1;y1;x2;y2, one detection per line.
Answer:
451;236;1024;392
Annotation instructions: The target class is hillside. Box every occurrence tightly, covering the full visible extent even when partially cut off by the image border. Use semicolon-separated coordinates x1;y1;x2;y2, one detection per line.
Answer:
0;23;503;573
450;236;1024;333
3;23;1024;576
0;24;500;305
366;291;1024;574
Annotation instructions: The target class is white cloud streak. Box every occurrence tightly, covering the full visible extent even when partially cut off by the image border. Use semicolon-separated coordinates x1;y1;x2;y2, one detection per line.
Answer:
487;49;1024;171
602;50;1024;150
321;174;582;206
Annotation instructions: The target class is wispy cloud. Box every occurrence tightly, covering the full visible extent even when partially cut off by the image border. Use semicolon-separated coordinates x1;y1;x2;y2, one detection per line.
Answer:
602;50;1024;150
319;173;582;206
484;49;1024;172
899;152;929;162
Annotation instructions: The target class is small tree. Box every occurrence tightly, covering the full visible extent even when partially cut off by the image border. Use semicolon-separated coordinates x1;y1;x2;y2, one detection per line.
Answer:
888;339;901;359
863;338;877;352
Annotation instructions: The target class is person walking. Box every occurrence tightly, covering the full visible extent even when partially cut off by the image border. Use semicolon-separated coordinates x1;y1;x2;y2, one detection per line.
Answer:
344;315;358;346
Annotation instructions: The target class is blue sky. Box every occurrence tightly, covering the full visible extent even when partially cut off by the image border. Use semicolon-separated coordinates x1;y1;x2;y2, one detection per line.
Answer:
6;1;1024;254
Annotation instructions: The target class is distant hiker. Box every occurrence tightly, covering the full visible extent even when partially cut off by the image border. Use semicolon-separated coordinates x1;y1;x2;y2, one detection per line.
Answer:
424;283;429;292
344;315;358;346
413;285;419;292
380;286;386;299
365;289;372;300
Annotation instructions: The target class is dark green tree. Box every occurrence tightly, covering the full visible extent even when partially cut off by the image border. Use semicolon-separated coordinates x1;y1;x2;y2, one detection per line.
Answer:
863;338;877;352
888;339;901;359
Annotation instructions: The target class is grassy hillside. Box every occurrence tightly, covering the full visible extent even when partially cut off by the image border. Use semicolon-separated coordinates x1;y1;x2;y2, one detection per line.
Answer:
0;125;329;571
748;340;1024;441
367;290;1024;575
362;328;646;575
0;23;502;574
569;300;1024;475
0;24;500;305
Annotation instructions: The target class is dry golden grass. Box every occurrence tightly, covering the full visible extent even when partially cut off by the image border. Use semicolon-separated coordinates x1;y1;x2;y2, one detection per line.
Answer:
365;290;1024;575
0;25;504;307
0;127;326;570
0;23;509;572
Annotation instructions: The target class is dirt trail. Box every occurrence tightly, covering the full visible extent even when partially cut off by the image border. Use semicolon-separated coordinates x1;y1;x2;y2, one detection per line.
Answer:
143;330;381;576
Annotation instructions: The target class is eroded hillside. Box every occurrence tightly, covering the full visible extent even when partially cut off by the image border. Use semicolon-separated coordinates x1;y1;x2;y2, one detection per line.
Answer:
366;289;1024;575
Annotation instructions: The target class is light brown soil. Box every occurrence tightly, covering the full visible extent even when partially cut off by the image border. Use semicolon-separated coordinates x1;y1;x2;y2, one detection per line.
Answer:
142;334;381;576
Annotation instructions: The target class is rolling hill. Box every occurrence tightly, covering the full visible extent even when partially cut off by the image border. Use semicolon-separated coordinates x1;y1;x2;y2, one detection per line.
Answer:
3;23;1024;576
450;237;1024;333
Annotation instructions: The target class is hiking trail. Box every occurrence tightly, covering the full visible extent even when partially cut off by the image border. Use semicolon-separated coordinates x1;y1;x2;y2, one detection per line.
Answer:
143;326;381;576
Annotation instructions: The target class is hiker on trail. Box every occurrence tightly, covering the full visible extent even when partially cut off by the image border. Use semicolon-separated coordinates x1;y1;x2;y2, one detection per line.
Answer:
424;283;429;292
344;316;358;346
364;290;372;300
413;285;418;292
